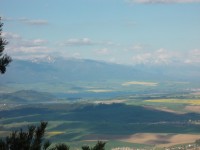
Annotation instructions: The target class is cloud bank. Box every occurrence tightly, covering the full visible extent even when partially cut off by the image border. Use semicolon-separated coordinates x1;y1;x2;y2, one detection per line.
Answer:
2;32;51;60
62;38;94;46
3;32;200;66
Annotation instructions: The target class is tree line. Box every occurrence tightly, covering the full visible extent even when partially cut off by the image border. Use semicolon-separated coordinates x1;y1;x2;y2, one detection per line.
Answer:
0;121;106;150
0;17;12;74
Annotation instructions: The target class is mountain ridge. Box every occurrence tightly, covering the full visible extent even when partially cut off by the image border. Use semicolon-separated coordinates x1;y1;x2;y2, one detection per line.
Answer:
1;57;200;84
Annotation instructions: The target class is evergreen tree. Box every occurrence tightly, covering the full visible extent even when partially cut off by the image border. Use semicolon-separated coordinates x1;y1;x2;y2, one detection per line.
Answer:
82;145;90;150
51;144;70;150
0;17;12;74
92;141;106;150
0;122;51;150
82;141;106;150
0;122;106;150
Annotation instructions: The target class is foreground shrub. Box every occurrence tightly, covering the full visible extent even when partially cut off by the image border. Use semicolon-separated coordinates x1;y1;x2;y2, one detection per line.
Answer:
0;122;106;150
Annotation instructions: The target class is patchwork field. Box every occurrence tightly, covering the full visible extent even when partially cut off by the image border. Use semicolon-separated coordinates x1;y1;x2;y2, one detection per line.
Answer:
84;133;200;147
94;99;126;104
121;133;200;147
87;89;114;93
145;99;200;105
122;81;158;86
1;81;200;149
185;106;200;113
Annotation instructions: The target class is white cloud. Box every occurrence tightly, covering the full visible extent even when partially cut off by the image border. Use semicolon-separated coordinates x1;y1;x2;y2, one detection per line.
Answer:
23;19;49;25
127;0;200;3
13;54;51;61
132;48;173;64
154;48;171;64
60;38;117;47
18;17;48;25
2;16;49;26
32;39;48;45
72;52;81;58
3;32;51;59
130;48;200;65
132;53;152;64
62;38;93;46
1;16;14;21
184;49;200;64
127;44;144;51
15;46;50;53
95;48;110;55
109;57;117;63
16;39;48;47
2;32;21;40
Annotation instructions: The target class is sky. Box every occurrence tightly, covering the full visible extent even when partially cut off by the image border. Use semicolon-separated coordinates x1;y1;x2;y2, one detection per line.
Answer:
1;0;200;65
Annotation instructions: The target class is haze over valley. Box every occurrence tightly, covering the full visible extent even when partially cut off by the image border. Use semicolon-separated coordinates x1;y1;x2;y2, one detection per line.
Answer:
1;0;200;149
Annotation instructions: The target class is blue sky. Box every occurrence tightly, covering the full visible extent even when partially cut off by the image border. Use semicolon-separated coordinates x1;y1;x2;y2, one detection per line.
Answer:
1;0;200;65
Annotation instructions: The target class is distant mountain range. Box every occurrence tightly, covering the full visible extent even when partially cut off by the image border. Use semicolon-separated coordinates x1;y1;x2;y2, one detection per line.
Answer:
1;57;200;84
